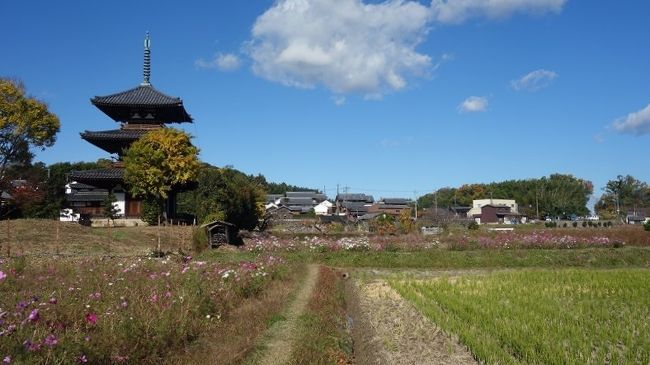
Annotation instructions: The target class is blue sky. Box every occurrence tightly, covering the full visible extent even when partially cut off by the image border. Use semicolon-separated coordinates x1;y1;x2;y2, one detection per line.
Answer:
2;0;649;208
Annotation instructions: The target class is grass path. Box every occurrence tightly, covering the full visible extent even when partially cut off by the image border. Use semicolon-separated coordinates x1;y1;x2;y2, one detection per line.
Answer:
255;264;319;365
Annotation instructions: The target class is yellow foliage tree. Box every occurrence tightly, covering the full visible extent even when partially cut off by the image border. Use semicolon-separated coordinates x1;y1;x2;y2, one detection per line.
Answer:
123;128;200;212
0;79;60;181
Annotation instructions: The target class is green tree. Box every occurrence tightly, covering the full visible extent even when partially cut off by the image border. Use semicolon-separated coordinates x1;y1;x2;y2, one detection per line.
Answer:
596;175;649;219
178;165;263;230
0;79;60;182
103;193;120;221
123;128;200;222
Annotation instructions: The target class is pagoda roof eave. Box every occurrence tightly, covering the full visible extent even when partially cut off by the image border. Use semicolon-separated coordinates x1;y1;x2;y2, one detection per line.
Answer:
91;84;192;123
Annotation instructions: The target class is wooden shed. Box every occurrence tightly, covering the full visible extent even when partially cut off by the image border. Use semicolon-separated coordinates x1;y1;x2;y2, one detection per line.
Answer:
201;220;239;247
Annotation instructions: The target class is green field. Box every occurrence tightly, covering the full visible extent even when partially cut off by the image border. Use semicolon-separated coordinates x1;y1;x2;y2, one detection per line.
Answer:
390;269;650;365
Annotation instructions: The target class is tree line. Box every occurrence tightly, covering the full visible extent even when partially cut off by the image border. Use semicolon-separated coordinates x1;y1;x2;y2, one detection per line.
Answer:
417;174;594;218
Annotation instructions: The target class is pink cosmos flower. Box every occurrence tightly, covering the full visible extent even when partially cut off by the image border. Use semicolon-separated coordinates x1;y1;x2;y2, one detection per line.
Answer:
0;271;6;281
44;334;58;347
77;355;88;363
85;312;97;325
2;355;10;364
48;297;57;305
28;309;40;322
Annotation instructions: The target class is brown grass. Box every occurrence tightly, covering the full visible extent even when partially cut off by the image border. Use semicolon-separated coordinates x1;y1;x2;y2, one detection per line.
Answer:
289;266;353;365
0;219;194;257
167;264;305;365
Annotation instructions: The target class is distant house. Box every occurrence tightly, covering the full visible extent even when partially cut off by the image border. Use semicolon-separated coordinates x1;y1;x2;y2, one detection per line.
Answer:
336;193;374;217
474;204;522;224
368;197;412;217
468;199;519;218
266;194;283;204
314;200;333;215
265;191;327;216
265;205;293;220
626;215;646;225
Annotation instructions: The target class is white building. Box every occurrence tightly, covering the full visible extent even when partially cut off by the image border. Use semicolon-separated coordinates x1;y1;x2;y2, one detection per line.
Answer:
467;199;519;217
314;200;334;215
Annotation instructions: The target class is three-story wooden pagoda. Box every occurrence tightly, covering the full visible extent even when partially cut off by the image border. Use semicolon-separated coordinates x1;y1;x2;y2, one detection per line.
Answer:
67;33;192;220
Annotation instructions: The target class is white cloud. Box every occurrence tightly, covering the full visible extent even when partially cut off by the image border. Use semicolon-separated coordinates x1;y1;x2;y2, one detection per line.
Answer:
246;0;566;97
612;104;650;136
511;69;558;91
459;96;488;113
332;95;346;106
430;0;567;23
195;53;241;71
247;0;433;97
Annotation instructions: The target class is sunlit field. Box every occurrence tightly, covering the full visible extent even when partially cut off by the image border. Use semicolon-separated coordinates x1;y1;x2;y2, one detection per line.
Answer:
0;255;292;364
391;269;650;365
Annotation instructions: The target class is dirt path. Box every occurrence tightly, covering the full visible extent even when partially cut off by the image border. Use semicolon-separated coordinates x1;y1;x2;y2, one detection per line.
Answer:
347;278;478;365
255;264;319;365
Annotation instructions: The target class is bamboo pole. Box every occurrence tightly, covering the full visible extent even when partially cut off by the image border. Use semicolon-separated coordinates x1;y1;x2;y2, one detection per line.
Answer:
56;218;60;255
6;219;11;257
157;215;161;254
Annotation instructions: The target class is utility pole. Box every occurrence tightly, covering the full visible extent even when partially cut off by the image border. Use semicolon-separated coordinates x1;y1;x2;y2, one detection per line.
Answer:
413;190;418;220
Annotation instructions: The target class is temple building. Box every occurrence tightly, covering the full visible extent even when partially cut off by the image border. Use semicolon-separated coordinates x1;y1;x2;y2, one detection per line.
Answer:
66;33;193;221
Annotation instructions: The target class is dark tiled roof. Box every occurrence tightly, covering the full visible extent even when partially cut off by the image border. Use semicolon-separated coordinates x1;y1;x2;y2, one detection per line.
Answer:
91;84;192;123
286;191;314;197
381;198;411;205
376;204;411;210
69;168;124;181
81;129;148;140
81;129;148;154
66;190;109;202
69;182;97;190
92;84;182;106
336;194;374;203
285;197;314;206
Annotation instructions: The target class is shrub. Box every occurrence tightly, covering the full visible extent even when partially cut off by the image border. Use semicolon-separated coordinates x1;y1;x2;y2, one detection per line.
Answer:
192;227;208;253
141;196;163;225
468;221;479;230
572;222;578;228
644;220;650;232
562;222;568;228
582;221;588;228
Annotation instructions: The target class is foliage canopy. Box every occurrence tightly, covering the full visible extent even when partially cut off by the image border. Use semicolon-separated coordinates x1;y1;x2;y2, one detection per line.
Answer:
0;78;60;181
123;128;199;200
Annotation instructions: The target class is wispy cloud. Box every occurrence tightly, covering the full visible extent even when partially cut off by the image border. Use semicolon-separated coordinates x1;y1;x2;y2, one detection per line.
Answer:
331;95;346;106
246;0;567;98
612;103;650;136
511;69;558;91
594;133;605;144
430;0;567;23
380;136;415;148
195;53;241;71
459;96;488;113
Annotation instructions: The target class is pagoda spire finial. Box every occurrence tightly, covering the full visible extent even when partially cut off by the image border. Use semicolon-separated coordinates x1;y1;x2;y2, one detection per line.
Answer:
142;31;151;86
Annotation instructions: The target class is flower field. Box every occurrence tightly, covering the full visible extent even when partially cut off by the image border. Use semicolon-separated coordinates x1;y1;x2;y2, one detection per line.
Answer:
0;254;289;364
390;269;650;365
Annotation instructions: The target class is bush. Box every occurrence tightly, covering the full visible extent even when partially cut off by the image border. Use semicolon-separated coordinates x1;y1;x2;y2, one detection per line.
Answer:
141;196;163;225
562;222;568;228
582;221;588;228
468;221;479;230
644;220;650;232
572;222;578;228
545;222;557;228
192;227;208;253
